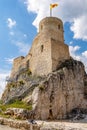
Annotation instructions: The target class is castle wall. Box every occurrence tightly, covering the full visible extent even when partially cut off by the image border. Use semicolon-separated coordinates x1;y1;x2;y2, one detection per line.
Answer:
51;39;70;71
10;17;70;77
29;37;52;75
10;55;31;78
11;56;24;77
39;17;64;43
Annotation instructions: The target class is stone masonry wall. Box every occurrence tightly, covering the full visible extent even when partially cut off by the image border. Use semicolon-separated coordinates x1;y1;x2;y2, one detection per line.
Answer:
11;56;25;77
29;37;52;75
11;54;31;78
39;17;64;43
10;17;70;77
51;39;70;71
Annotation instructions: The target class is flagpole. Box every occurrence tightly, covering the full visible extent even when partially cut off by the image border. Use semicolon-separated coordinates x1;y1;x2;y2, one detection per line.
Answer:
50;3;58;17
50;8;52;17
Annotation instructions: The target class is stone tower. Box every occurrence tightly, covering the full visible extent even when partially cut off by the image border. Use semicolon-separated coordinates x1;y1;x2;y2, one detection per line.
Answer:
11;17;70;77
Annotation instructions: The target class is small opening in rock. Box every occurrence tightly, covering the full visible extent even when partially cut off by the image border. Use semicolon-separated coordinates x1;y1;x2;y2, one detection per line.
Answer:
49;109;53;119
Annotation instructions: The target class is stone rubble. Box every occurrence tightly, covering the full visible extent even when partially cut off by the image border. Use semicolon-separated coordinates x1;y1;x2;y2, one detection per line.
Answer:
4;108;29;120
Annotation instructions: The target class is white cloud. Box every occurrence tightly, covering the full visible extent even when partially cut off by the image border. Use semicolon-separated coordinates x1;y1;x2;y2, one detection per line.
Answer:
15;41;30;54
5;57;14;64
69;46;87;72
7;18;16;29
69;45;81;61
70;16;87;40
24;0;87;40
10;31;14;36
82;51;87;58
0;70;10;98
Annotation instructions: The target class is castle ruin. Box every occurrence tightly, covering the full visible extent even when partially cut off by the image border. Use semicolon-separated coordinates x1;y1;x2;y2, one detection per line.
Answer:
11;17;70;77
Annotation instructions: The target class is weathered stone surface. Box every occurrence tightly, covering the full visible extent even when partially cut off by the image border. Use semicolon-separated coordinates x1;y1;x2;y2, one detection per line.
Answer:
22;95;32;104
0;117;40;130
10;17;70;77
31;59;87;120
4;108;29;119
1;74;42;104
1;59;87;120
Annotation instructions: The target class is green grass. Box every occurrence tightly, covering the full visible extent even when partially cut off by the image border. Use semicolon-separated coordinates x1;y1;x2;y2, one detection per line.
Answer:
0;100;32;112
0;100;32;119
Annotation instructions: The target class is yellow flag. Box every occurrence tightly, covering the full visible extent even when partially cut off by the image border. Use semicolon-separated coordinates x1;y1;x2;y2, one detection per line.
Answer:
50;3;58;9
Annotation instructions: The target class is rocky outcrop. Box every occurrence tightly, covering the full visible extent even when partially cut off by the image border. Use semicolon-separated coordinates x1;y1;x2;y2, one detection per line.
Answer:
31;59;87;120
1;72;43;104
4;108;29;120
1;59;87;120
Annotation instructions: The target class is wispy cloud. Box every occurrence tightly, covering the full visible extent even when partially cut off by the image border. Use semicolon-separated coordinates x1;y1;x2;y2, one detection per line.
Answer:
5;57;14;64
15;41;30;55
9;31;15;36
69;41;73;45
7;18;16;29
24;34;27;38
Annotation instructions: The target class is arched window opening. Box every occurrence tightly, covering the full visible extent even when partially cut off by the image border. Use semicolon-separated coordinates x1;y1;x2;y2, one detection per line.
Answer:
41;45;44;52
58;25;60;29
41;25;43;30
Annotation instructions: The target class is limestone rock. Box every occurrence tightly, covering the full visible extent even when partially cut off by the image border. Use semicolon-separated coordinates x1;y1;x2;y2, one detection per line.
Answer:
31;59;87;120
22;95;32;104
1;59;87;120
4;108;29;119
32;87;39;110
1;74;42;104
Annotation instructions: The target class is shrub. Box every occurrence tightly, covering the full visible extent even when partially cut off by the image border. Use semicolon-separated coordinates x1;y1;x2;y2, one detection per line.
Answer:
27;69;32;76
19;80;24;85
0;100;3;105
39;85;44;91
7;82;17;89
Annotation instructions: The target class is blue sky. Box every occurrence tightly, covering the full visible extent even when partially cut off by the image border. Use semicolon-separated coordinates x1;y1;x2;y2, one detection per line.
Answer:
0;0;87;97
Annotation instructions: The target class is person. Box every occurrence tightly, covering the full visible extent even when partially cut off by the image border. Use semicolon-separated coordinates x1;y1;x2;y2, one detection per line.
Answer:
28;119;37;124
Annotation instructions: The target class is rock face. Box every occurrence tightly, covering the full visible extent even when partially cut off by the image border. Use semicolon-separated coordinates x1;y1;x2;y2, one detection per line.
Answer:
4;108;29;119
2;72;42;104
1;59;87;120
31;59;87;120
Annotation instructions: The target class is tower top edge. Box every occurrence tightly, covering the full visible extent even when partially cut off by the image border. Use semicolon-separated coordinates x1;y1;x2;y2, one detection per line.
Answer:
40;17;63;25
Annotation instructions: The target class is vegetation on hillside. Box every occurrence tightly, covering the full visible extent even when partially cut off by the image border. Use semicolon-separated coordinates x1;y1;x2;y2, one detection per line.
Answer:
0;100;32;118
0;100;32;111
